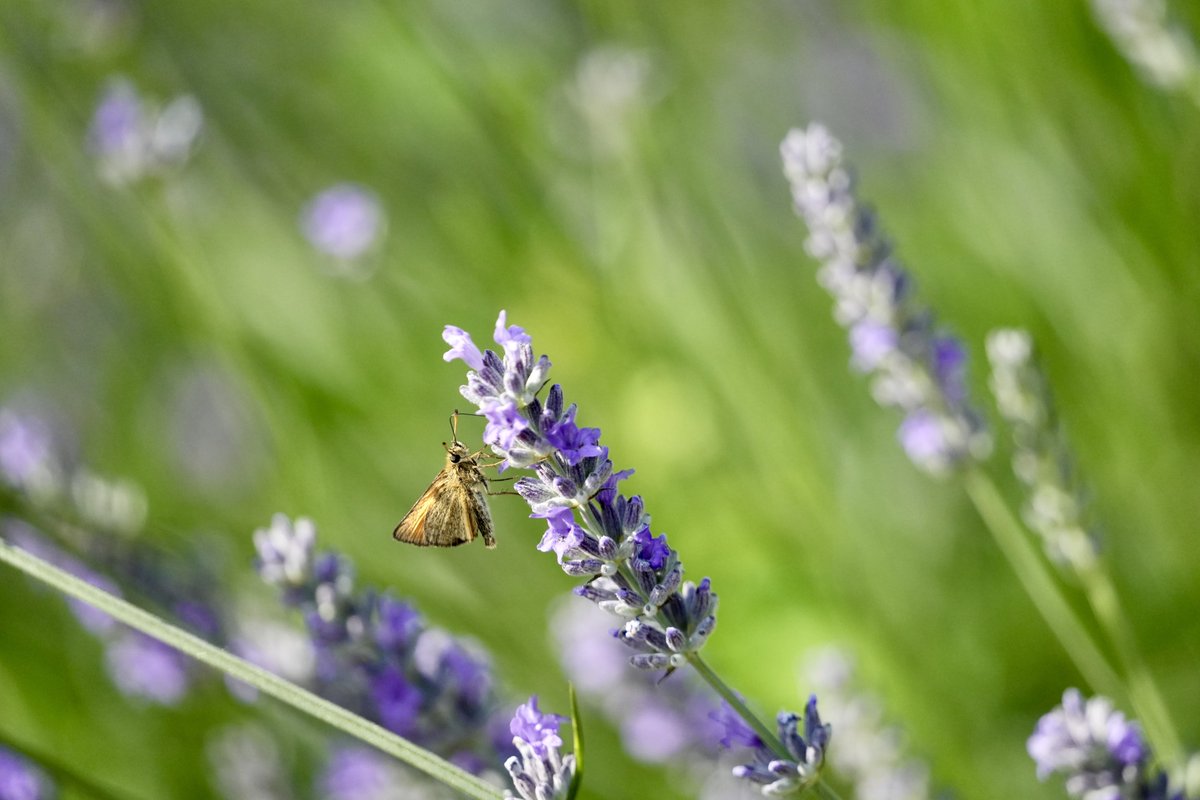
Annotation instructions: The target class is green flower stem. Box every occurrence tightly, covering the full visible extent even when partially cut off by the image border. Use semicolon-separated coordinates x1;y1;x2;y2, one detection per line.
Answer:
962;469;1124;700
807;781;845;800
0;536;504;800
1077;564;1183;767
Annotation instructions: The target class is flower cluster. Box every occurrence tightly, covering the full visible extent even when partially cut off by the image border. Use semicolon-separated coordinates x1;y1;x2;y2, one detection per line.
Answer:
722;696;832;796
0;745;54;800
804;648;934;800
1029;689;1181;800
88;76;203;186
444;312;718;672
301;184;387;266
503;696;576;800
252;514;505;766
1090;0;1200;93
779;124;990;474
551;597;723;765
986;329;1100;572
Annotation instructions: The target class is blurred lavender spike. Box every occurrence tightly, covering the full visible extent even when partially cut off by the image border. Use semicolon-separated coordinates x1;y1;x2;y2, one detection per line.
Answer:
986;329;1100;572
780;124;991;474
805;647;936;800
0;745;55;800
1091;0;1200;96
301;184;386;267
1029;689;1182;799
252;514;505;768
87;77;202;186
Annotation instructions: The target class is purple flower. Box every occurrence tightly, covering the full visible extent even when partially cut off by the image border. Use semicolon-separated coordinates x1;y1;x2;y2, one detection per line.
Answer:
504;697;575;800
301;184;385;261
781;124;990;474
446;312;718;671
1028;689;1172;798
536;508;586;564
0;746;53;800
712;701;763;749
442;326;485;372
731;697;831;795
0;409;53;488
848;320;898;372
510;696;566;758
319;747;394;800
88;78;143;159
631;527;670;571
372;597;422;652
105;632;190;705
372;667;423;737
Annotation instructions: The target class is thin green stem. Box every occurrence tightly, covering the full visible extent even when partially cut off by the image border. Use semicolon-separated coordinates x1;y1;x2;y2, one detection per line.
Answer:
0;536;504;800
807;781;845;800
963;469;1124;700
1078;564;1183;766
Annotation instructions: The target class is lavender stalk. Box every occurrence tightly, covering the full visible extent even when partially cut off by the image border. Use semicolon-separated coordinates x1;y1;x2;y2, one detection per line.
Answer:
443;312;840;798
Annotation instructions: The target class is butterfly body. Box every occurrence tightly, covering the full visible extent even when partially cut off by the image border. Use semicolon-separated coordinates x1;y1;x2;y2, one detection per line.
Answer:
393;441;496;549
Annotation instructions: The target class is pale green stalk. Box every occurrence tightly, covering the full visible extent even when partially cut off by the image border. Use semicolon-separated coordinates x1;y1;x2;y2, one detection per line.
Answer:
964;468;1184;766
962;469;1124;699
0;536;504;800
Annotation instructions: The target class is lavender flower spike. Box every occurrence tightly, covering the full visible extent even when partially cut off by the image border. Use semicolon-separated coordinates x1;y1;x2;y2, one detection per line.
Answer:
986;329;1099;571
780;125;990;474
1028;689;1181;799
503;696;575;800
1091;0;1200;94
444;313;718;672
0;745;55;800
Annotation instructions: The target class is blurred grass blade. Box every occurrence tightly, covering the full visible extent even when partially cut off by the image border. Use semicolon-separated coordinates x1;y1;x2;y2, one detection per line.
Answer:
566;683;584;800
0;536;503;800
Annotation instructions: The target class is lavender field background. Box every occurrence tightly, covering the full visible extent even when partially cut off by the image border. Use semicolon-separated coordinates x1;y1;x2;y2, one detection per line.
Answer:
2;1;1200;798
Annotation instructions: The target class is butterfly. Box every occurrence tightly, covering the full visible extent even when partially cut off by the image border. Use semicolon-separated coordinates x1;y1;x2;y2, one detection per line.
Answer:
393;417;497;549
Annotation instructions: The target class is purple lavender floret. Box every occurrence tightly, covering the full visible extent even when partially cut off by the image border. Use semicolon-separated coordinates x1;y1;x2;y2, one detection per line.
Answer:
1028;689;1182;799
730;696;832;796
503;696;575;800
444;312;718;673
104;631;191;705
252;514;502;763
301;184;385;261
780;124;991;475
0;746;54;800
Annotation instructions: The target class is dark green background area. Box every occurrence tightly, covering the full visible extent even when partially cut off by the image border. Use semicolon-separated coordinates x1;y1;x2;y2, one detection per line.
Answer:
1;1;1198;798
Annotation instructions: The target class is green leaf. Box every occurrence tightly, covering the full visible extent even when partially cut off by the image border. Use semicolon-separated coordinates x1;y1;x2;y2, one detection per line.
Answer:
565;683;584;800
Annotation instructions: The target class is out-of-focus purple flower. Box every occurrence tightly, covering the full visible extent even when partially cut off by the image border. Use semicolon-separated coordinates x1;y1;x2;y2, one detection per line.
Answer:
713;701;764;749
105;631;191;705
804;646;936;800
0;409;54;489
319;747;394;800
255;515;502;764
301;184;385;261
208;724;294;800
372;667;423;737
87;77;202;186
780;124;990;475
254;514;317;590
0;746;53;800
504;697;575;800
987;328;1100;571
1028;689;1177;798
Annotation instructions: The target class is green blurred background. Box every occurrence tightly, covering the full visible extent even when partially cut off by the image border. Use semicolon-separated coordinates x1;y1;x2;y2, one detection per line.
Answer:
2;0;1199;798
